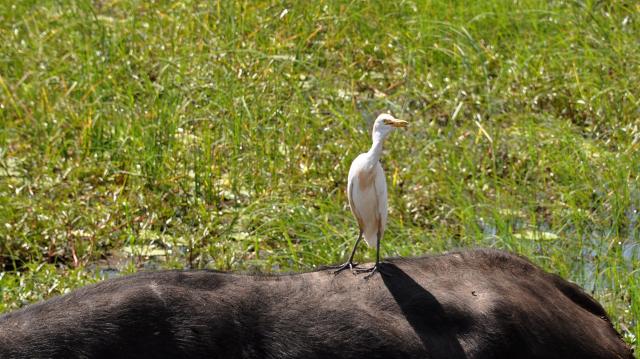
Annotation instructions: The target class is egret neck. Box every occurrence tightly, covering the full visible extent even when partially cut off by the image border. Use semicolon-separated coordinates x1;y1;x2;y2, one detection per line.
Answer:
367;132;386;166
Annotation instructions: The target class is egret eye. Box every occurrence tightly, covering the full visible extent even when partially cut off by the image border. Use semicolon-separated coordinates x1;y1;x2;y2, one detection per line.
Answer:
383;119;393;125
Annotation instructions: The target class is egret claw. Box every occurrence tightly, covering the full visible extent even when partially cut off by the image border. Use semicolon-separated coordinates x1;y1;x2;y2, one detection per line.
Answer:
331;262;358;275
354;263;390;279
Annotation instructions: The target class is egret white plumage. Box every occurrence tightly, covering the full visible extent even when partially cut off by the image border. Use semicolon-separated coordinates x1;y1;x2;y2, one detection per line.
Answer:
334;113;407;278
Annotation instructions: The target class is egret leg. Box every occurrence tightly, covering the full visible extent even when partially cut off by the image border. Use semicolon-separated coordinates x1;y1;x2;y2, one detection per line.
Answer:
354;232;386;279
331;231;363;274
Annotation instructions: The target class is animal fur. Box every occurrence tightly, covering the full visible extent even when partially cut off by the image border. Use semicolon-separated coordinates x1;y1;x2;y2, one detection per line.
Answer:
0;249;633;358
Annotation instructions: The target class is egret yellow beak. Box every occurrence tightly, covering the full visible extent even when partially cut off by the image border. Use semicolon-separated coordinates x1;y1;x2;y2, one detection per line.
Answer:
384;118;408;128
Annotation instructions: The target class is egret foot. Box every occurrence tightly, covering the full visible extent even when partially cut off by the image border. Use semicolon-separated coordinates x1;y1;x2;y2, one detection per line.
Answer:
354;262;390;279
330;232;363;275
331;261;358;275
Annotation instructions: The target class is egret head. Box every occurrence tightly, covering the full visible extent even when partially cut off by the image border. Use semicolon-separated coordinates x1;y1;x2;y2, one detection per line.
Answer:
372;113;408;141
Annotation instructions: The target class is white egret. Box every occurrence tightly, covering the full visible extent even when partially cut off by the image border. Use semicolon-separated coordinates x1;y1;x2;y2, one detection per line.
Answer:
334;113;407;278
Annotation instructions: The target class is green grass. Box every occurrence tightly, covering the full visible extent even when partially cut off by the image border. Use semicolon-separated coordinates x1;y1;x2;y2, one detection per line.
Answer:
0;0;639;353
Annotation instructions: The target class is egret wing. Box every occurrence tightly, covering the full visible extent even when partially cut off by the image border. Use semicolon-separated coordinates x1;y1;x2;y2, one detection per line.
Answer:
346;173;361;228
347;155;365;230
373;162;388;234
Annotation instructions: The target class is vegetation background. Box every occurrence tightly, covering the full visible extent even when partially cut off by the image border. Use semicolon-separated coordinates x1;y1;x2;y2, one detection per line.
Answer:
0;0;638;353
